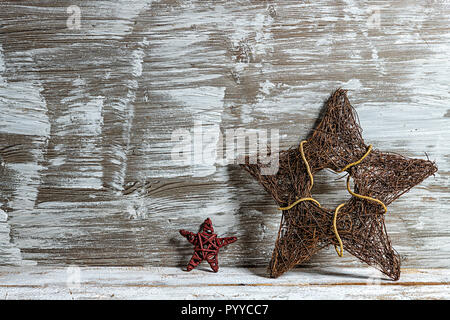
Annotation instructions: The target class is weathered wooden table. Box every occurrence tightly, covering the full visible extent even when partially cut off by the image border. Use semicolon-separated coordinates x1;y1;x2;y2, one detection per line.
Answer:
0;0;449;299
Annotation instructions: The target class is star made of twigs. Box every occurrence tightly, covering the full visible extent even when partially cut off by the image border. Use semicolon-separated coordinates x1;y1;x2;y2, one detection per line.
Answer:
241;89;437;280
180;218;237;272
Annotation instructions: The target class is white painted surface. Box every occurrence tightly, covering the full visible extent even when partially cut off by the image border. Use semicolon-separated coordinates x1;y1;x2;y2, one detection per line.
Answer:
0;266;449;300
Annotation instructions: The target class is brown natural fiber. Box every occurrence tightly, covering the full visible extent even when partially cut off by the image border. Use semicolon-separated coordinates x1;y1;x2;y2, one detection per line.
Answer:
241;89;437;280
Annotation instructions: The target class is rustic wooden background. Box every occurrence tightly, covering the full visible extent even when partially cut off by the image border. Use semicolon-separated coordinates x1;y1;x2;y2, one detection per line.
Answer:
0;0;449;279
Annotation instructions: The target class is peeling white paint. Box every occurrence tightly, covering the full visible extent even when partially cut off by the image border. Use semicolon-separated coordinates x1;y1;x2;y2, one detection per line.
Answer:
0;44;5;85
154;86;225;178
53;95;104;189
0;46;50;137
0;43;45;266
0;209;7;223
83;0;153;38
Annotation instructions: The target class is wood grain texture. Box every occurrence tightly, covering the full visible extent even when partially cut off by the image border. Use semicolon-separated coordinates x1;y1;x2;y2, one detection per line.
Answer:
0;266;449;299
0;0;449;285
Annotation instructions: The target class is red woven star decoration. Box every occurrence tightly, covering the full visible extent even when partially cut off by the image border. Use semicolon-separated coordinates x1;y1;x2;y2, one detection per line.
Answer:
179;218;237;272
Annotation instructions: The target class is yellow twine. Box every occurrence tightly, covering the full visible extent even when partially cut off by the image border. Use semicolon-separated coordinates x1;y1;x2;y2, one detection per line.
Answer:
346;175;387;214
333;203;346;257
299;140;314;190
278;140;321;211
336;145;373;173
278;197;321;211
280;141;386;258
332;145;387;257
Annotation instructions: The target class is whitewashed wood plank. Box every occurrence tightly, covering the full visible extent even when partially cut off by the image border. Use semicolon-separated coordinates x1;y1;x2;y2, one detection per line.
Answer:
0;266;449;299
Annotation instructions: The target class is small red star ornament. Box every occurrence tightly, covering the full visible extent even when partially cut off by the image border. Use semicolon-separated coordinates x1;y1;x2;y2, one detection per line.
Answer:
179;218;237;272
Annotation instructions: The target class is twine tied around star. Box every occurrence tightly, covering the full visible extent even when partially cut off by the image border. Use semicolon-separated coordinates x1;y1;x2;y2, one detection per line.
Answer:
241;89;437;280
278;140;385;258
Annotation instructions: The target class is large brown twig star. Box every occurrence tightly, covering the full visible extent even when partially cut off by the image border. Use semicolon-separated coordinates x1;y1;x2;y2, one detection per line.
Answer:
241;89;437;280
